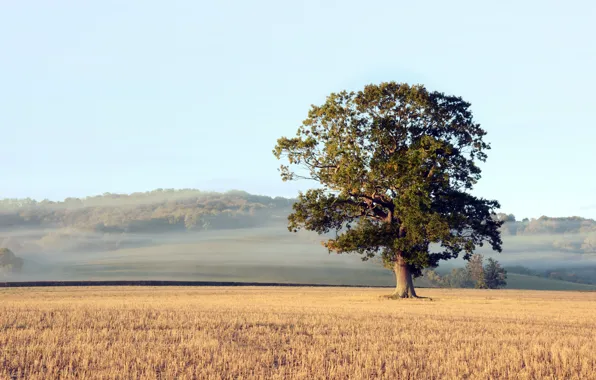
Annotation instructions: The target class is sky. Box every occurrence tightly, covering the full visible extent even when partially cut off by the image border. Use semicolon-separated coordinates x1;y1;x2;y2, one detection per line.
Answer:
1;0;595;220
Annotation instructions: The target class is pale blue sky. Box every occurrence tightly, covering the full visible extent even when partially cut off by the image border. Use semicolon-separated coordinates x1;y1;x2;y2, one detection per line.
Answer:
1;1;594;219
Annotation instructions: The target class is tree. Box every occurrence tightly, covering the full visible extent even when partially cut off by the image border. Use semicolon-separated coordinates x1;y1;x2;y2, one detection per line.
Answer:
422;268;445;287
445;268;475;288
496;213;518;236
496;213;516;223
484;257;507;289
422;268;475;288
0;248;24;275
273;82;503;298
466;254;487;289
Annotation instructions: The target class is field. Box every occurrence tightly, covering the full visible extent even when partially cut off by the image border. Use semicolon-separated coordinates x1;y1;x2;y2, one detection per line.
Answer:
1;287;595;379
505;273;596;291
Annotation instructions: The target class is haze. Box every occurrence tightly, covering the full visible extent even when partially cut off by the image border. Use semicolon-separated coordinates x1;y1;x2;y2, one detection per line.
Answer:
1;191;595;289
1;1;595;287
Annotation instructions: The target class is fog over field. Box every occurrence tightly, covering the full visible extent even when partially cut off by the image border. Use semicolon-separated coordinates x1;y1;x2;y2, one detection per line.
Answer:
3;225;393;285
1;190;595;288
5;230;596;288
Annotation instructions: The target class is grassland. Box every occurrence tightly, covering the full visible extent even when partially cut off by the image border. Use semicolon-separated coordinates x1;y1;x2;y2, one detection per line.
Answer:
20;229;596;290
1;287;595;379
505;273;596;290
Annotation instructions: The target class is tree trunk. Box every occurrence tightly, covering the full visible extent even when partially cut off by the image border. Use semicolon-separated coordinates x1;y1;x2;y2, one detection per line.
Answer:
393;256;418;298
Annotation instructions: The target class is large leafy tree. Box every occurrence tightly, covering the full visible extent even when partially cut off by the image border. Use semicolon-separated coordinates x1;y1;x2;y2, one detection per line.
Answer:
273;82;503;298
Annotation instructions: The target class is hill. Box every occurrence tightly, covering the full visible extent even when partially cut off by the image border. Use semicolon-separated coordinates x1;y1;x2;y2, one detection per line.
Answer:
505;273;596;291
1;189;596;289
0;189;294;254
0;189;293;233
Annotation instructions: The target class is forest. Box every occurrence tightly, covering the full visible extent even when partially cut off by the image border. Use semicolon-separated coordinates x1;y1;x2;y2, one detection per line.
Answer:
0;189;293;254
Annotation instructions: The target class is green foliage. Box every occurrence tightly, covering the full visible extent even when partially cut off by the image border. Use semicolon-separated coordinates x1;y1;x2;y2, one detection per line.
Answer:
424;255;507;289
274;82;503;277
484;257;507;289
423;268;474;288
466;254;487;289
422;268;445;286
496;213;516;223
0;190;293;232
447;268;475;288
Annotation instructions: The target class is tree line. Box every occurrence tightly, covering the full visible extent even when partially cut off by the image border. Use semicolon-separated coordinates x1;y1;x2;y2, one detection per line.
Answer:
0;190;595;257
0;189;293;233
1;192;594;237
495;213;596;253
496;213;596;235
423;254;507;289
0;190;294;254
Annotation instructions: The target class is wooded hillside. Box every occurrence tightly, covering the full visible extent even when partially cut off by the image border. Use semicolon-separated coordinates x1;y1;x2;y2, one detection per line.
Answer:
0;189;293;254
0;190;594;255
0;189;293;232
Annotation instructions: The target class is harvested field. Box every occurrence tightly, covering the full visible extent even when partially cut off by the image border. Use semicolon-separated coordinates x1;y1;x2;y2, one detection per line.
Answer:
1;287;595;379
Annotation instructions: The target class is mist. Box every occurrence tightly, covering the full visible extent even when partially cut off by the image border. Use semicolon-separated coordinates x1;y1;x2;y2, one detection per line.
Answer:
5;227;595;287
2;226;395;286
1;191;595;288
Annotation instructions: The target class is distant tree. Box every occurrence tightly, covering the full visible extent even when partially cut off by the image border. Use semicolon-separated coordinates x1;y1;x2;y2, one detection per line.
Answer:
274;82;503;298
445;268;474;288
484;258;507;289
0;248;23;275
496;213;518;235
0;190;295;238
496;213;516;223
422;268;445;287
424;256;507;289
466;254;487;289
423;268;477;288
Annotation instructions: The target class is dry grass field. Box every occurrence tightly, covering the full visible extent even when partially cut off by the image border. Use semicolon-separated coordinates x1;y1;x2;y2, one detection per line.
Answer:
1;287;595;379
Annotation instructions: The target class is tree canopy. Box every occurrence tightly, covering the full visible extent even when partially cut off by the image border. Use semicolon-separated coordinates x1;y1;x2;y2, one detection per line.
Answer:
423;254;507;289
0;189;293;233
274;82;503;297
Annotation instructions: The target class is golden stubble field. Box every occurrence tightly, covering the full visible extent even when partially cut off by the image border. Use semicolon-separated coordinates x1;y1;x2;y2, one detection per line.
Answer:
1;286;595;379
